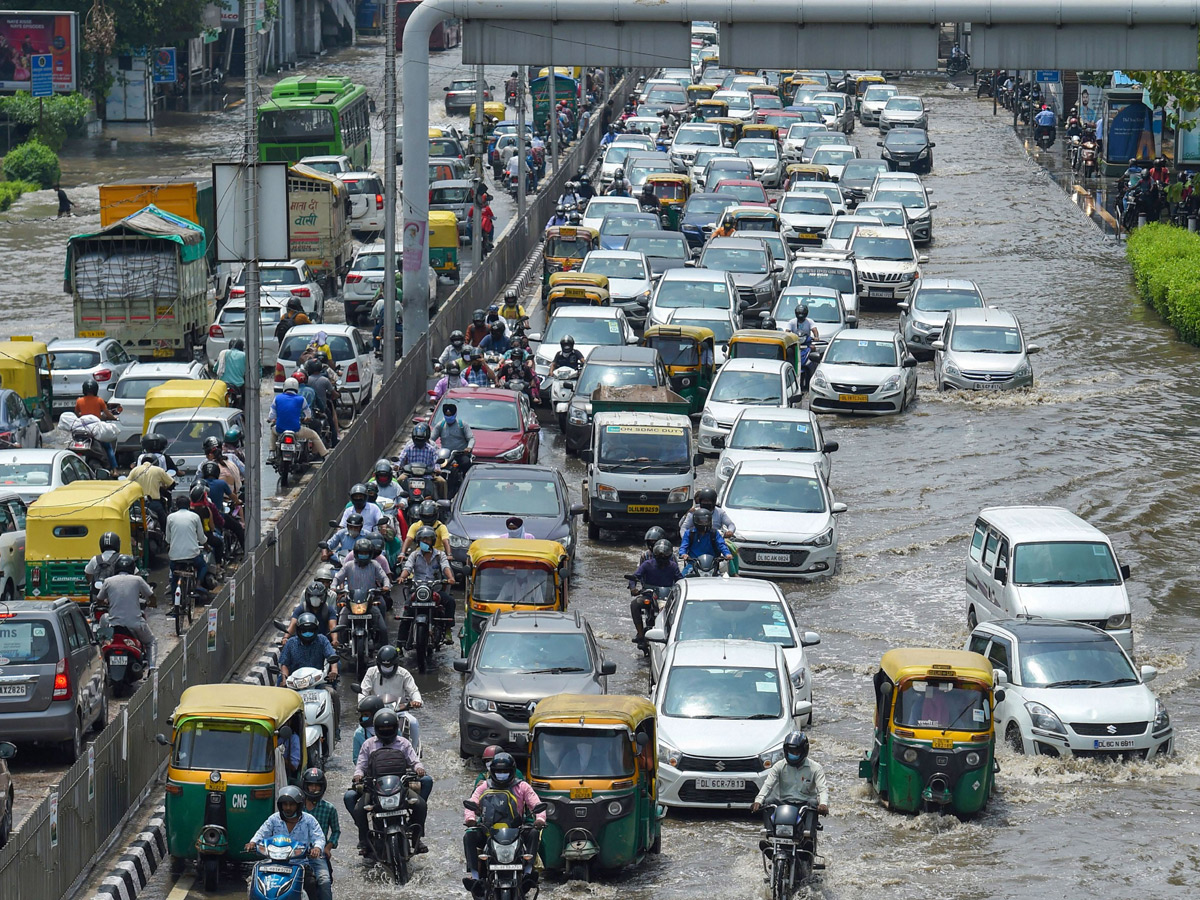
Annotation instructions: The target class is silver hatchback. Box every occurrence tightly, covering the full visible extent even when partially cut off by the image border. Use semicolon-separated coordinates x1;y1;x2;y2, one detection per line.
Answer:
898;278;985;358
934;307;1040;392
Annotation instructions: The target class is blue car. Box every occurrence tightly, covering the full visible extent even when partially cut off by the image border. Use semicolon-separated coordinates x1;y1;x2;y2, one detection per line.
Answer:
598;212;661;251
679;192;737;250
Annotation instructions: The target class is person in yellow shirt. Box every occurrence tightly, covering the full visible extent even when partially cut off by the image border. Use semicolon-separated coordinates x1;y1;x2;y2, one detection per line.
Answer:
127;454;176;529
402;500;451;556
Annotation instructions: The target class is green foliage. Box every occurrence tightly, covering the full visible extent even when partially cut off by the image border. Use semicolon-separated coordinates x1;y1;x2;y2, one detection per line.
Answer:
0;180;37;212
1;141;61;189
1126;222;1200;345
0;92;93;151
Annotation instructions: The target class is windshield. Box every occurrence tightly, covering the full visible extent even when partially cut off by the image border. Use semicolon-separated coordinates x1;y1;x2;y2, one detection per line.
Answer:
863;86;898;103
154;419;226;455
459;478;560;516
727;472;825;513
647;88;686;105
710;370;782;404
1011;541;1121;586
655;279;731;309
886;130;929;149
431;186;470;204
647;337;699;367
894;681;989;732
582;256;648;280
173;719;273;772
662;666;782;719
532;730;633;778
723;95;752;111
874;189;927;210
114;377;170;400
850;235;913;261
677;599;795;645
777;294;840;323
597;425;690;470
780;195;833;215
0;462;52;488
823;338;898;366
842;160;889;182
433;396;519;433
786;123;824;140
789;266;854;294
259;108;334;143
542;316;623;346
576;363;658;394
675;127;721;146
948;325;1022;353
830;217;881;240
476;631;590;673
471;565;555;605
626;235;689;259
604;145;637;165
693;149;734;169
545;237;590;260
351;253;386;271
702;247;768;274
715;183;766;203
0;618;59;663
730;416;817;451
886;97;923;112
684;196;736;218
914;289;982;313
260;267;302;285
628;160;672;182
1018;640;1137;688
673;317;733;342
754;97;783;110
584;200;634;222
812;148;856;166
601;215;653;237
736;141;779;160
811;101;837;116
429;139;460;157
49;350;100;370
856;205;906;226
219;306;283;325
278;334;354;362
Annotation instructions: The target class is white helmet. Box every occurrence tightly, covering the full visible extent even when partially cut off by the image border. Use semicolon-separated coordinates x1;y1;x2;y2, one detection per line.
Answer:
283;377;300;392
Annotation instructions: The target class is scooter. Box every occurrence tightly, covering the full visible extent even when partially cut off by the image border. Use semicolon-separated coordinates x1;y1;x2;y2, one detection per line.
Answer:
69;425;114;472
91;606;148;698
1034;124;1057;150
284;665;337;767
550;365;579;429
271;429;312;489
339;587;388;678
437;447;472;498
683;553;723;577
401;462;435;504
463;799;547;900
249;835;311;900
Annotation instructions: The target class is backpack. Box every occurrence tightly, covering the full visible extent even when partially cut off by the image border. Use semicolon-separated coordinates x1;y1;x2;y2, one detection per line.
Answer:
478;789;521;830
365;742;412;781
275;312;295;344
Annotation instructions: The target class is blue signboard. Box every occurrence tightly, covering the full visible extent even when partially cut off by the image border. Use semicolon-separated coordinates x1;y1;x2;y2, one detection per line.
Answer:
1035;70;1060;84
30;54;53;98
152;47;176;84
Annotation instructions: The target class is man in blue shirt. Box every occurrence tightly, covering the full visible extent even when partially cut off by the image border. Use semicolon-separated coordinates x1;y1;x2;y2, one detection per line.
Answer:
245;786;331;900
278;613;340;742
478;321;511;356
629;539;682;646
396;423;446;500
323;512;365;562
268;377;329;459
678;509;732;574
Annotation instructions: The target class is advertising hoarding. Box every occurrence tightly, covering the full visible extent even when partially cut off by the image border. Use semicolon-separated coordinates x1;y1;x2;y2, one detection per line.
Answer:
0;10;78;92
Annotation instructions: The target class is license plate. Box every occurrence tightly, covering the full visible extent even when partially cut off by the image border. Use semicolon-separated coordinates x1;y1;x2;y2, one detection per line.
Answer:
931;738;953;749
972;382;1004;390
627;504;659;514
208;780;227;792
756;552;791;563
509;730;531;743
867;288;893;298
695;777;745;790
302;690;324;703
0;685;26;697
258;864;293;874
1093;738;1137;750
490;864;524;871
78;330;106;338
153;348;174;358
570;787;592;799
798;232;817;239
838;393;868;403
898;161;911;168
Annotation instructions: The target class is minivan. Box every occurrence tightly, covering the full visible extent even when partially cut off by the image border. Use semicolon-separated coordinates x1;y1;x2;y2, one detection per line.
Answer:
965;506;1133;651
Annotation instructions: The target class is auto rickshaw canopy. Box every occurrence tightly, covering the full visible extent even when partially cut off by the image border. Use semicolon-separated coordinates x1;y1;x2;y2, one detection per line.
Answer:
172;684;305;726
428;210;460;247
785;163;831;184
467;537;569;571
641;324;716;369
470;101;507;129
644;173;692;202
879;648;994;687
530;693;656;731
548;271;609;291
142;379;228;432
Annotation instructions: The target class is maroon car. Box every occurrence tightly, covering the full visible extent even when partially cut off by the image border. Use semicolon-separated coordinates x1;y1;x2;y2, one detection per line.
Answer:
432;388;540;464
714;179;775;207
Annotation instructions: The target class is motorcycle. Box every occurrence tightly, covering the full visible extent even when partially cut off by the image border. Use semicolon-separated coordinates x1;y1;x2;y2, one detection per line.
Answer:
759;803;824;900
131;500;166;561
271;429;312;488
625;576;669;655
339;587;388;678
360;772;423;884
1081;141;1098;179
438;447;472;498
1034;124;1056;150
249;835;310;900
284;665;337;767
91;604;148;698
947;53;971;74
549;365;579;427
225;383;244;410
69;425;114;472
401;462;436;504
463;799;547;900
684;553;723;578
399;579;451;674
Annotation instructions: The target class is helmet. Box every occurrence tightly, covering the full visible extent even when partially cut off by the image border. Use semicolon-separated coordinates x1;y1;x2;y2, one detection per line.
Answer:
287;296;304;312
292;370;308;385
358;695;385;729
644;526;666;550
693;509;713;531
696;487;717;509
470;349;484;362
203;436;222;455
504;287;519;303
641;182;654;194
447;362;461;376
783;730;809;767
489;751;517;787
369;534;384;557
224;427;242;445
188;482;207;504
443;401;458;417
365;483;379;502
276;785;304;822
99;532;121;554
141;432;167;453
567;211;582;225
1130;158;1138;166
580;173;591;184
652;539;673;561
377;645;400;676
350;482;368;501
482;744;502;768
114;554;137;575
373;708;400;743
795;304;809;320
419;499;438;525
304;581;326;608
82;379;99;396
353;537;374;563
305;358;323;376
200;461;220;480
450;329;465;347
411;423;431;445
374;459;393;480
416;525;437;546
345;512;364;530
560;335;575;351
316;563;337;583
490;321;505;335
472;308;486;325
283;377;299;393
299;767;327;802
614;167;625;179
229;338;245;352
296;612;320;644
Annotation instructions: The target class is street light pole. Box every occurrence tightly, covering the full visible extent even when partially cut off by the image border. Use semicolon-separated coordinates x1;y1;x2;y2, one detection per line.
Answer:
383;0;398;370
243;0;261;550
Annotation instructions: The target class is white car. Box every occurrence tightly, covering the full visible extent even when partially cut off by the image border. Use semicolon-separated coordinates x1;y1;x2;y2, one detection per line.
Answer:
801;132;853;165
848;226;923;303
205;298;286;370
809;145;860;182
934;307;1039;392
46;338;137;416
274;324;376;410
809;328;918;416
733;139;784;187
779;192;837;250
342;243;438;326
645;578;820;716
823;214;884;252
147;407;246;480
968;619;1172;759
339;171;385;235
714;407;837;489
0;491;26;600
665;308;737;365
782;123;829;162
772;286;857;357
579;251;654;325
670;124;724;171
655;640;812;810
647;268;739;329
787;256;861;317
721;459;845;579
580;196;640;233
298;154;353;175
230;260;325;320
0;449;101;506
111;360;212;461
712;90;755;122
599;141;655;187
529;307;635;385
699;358;801;453
878;96;928;132
858;84;899;126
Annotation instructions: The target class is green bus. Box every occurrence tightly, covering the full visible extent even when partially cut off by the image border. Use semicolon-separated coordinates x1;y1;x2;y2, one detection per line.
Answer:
257;76;372;168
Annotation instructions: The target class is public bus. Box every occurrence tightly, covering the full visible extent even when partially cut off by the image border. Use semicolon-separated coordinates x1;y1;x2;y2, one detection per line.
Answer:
257;76;372;169
395;0;462;51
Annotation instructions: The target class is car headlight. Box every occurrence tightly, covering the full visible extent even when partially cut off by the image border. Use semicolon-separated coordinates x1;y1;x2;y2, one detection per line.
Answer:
918;148;930;158
596;483;619;502
667;485;691;505
879;374;901;394
759;744;785;769
790;667;807;693
880;150;892;159
1105;613;1131;630
557;533;573;549
701;413;716;429
500;445;525;461
718;462;734;481
465;695;496;713
912;320;933;333
567;406;588;425
1025;701;1066;734
659;740;681;768
902;271;918;282
754;282;773;296
964;751;982;768
1154;699;1170;731
801;527;833;547
1014;362;1032;377
811;372;829;390
943;362;960;377
449;534;471;549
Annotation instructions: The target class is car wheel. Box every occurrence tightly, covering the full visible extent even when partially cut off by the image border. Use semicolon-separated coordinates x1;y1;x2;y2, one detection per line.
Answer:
967;606;978;630
94;692;109;734
1006;722;1026;755
60;715;83;763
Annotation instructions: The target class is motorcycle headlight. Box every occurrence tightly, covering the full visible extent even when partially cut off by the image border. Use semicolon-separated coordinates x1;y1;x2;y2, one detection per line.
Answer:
1025;701;1066;734
494;840;518;864
596;483;619;502
1106;613;1131;630
378;792;402;810
1154;699;1170;731
759;744;785;769
501;445;525;461
879;374;902;394
567;406;588;425
802;528;833;548
943;362;961;377
465;695;496;713
658;740;681;768
449;534;471;549
811;372;829;391
667;485;691;505
701;413;716;429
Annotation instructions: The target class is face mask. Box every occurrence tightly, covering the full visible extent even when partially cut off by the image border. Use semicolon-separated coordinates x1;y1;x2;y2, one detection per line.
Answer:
445;414;456;424
785;752;803;766
352;499;365;510
508;527;523;538
493;771;512;785
419;541;432;553
380;665;396;677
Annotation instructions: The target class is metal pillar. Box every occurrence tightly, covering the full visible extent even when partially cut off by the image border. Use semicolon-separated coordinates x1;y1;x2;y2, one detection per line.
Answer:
517;68;527;217
473;64;485;271
383;0;398;369
549;56;559;172
243;1;261;550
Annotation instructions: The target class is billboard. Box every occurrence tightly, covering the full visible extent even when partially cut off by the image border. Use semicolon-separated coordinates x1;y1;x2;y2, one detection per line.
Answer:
0;10;78;92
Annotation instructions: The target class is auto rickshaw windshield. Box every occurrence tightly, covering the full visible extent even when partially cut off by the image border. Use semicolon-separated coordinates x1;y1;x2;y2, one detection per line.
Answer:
532;729;634;778
472;566;555;605
893;680;990;732
173;720;274;772
647;337;699;367
545;237;589;260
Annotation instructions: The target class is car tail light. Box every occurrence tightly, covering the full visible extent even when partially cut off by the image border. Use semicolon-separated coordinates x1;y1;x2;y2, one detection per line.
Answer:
346;362;360;383
429;190;434;203
375;193;384;210
230;287;245;298
345;274;362;284
274;362;285;382
208;324;224;338
94;368;113;382
53;658;72;700
291;288;311;298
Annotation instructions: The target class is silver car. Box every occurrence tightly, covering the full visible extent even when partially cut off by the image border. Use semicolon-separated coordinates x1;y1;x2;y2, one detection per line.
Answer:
580;251;655;324
733;139;784;188
879;96;928;133
0;449;99;505
773;287;857;358
934;307;1040;392
454;610;615;757
858;84;899;126
110;360;212;461
230;259;325;320
46;338;136;416
898;278;985;357
205;298;286;370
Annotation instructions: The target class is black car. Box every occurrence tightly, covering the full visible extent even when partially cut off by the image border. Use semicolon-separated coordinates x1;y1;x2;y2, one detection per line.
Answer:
445;464;583;577
838;158;891;206
679;192;738;251
878;127;935;175
622;230;695;276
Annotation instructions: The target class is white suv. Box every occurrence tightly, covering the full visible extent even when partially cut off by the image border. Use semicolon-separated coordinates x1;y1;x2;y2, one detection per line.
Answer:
848;226;923;303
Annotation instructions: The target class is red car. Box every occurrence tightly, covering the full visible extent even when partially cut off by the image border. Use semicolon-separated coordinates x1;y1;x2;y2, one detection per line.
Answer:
713;179;775;207
432;387;540;464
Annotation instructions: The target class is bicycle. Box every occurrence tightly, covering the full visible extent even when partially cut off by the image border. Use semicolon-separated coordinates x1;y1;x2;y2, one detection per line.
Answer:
173;564;196;636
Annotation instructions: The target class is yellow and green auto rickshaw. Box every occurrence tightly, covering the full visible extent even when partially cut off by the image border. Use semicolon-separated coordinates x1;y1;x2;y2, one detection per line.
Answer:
707;117;743;147
0;338;53;428
742;122;780;143
142;379;227;434
858;649;998;816
695;99;729;122
460;538;570;655
639;325;714;414
644;174;692;230
429;210;461;282
784;163;831;189
686;84;719;106
469;101;507;133
542;226;599;302
25;480;147;601
727;329;803;374
158;685;308;891
529;694;663;881
546;273;611;318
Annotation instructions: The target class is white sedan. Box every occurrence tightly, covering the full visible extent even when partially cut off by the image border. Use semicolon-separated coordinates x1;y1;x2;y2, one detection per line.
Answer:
698;359;801;454
714;407;837;489
580;196;640;232
809;328;918;416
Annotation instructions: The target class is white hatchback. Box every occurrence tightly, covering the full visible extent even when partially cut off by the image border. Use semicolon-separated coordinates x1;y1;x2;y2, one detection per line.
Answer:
274;324;376;411
714;407;837;489
699;359;800;453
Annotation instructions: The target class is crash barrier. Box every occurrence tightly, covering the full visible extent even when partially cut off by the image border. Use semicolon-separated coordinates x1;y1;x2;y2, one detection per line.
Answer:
0;336;430;900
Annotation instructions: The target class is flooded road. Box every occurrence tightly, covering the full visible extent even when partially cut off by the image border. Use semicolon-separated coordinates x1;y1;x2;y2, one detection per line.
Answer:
86;73;1200;900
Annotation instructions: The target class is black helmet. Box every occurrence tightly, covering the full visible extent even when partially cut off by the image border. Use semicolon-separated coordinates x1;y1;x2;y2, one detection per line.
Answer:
490;751;517;787
141;432;167;453
299;767;327;802
377;645;400;676
450;329;465;347
358;695;385;729
504;287;519;303
783;730;809;767
580;173;591;184
490;321;505;335
82;379;99;396
304;581;326;608
366;483;379;502
696;487;718;509
99;532;121;554
203;435;222;455
305;358;323;376
276;785;304;821
447;362;461;376
350;482;368;500
419;499;438;525
795;304;809;320
114;554;137;575
188;482;207;504
472;308;486;325
693;509;713;531
416;525;437;546
345;512;364;529
287;296;304;312
652;539;673;561
200;461;220;480
567;211;582;225
229;338;245;352
560;335;575;351
370;534;384;557
374;459;393;480
373;708;400;743
411;423;431;445
296;612;320;644
644;526;666;550
353;537;374;564
641;182;654;194
614;167;626;179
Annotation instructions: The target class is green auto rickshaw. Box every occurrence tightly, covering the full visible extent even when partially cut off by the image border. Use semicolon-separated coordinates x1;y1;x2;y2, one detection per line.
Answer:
429;210;461;282
639;325;714;414
0;338;53;429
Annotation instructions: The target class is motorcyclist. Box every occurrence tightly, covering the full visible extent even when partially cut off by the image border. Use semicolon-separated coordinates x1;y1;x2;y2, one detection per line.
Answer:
323;512;364;563
1033;103;1057;144
279;612;340;742
275;296;312;343
360;645;424;748
300;768;340;875
678;509;732;574
639;182;661;214
304;358;340;449
496;350;537;398
95;554;157;668
189;481;226;569
679;487;737;538
433;361;470;402
222;427;246;477
74;379;119;468
433;399;476;457
600;124;619;147
576;173;596;202
463;752;547;891
282;580;340;645
332;538;390;648
351;695;385;762
786;304;819;389
268;377;330;460
127;455;175;531
607;167;631;197
200;461;244;559
498;289;528;332
545;204;570;230
139;431;176;473
438;330;472;370
403;500;452;556
203;435;242;495
478;321;512;357
1065;116;1083;139
246;786;331;900
352;709;430;855
464;350;496;387
339;482;384;533
399;526;456;645
370;458;403;505
215;338;247;403
465;309;490;347
396;424;447;501
638;526;667;564
550;335;585;372
751;731;829;842
629;539;681;646
166;494;210;600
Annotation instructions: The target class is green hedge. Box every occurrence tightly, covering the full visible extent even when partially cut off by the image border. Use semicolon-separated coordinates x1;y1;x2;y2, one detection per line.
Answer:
1;140;60;189
1126;222;1200;346
0;179;36;212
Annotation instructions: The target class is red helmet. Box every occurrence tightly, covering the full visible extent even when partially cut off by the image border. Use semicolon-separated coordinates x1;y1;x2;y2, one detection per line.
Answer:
292;369;308;384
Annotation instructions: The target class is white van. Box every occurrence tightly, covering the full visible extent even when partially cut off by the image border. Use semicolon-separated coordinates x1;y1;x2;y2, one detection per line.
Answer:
965;507;1133;651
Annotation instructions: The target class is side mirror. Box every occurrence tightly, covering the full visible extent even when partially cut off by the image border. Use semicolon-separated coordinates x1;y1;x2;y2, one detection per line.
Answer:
788;393;804;406
1025;343;1041;355
570;503;585;516
831;502;847;514
328;519;339;529
738;299;752;312
317;540;331;551
768;197;777;206
1140;665;1158;684
453;658;470;673
579;449;594;463
995;566;1008;585
994;689;1006;703
773;261;785;272
601;660;617;676
526;332;542;343
801;631;821;647
929;142;936;148
901;356;917;368
1120;563;1131;580
350;682;363;694
896;301;910;311
918;254;929;264
94;467;113;480
636;731;650;747
711;435;725;450
644;626;667;643
793;699;813;719
846;315;858;328
531;802;548;815
692;453;705;467
277;725;293;743
155;733;169;746
823;440;838;453
876;141;884;147
929;202;938;210
931;340;945;351
443;86;450;91
992;668;1008;687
